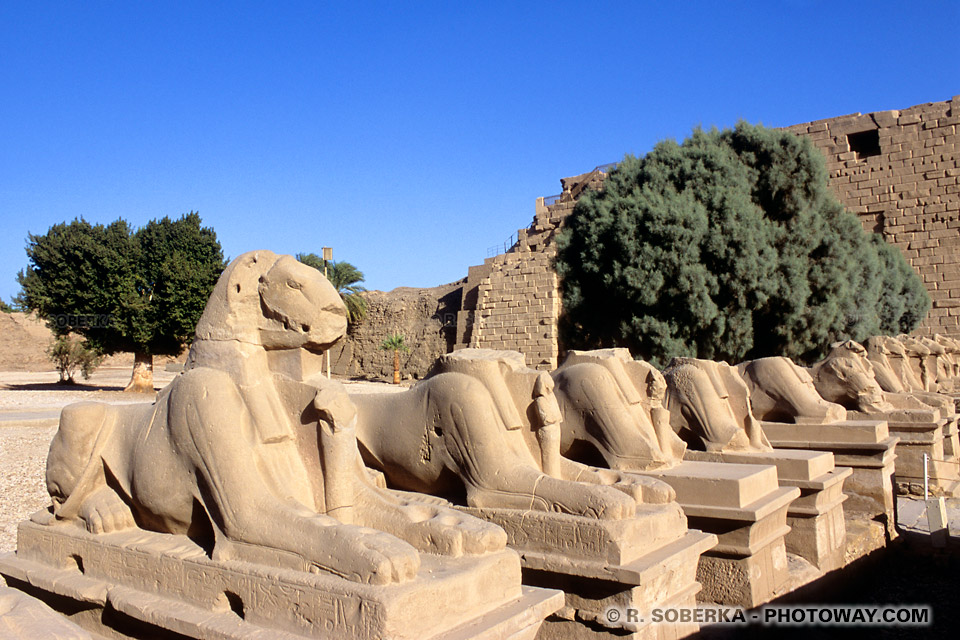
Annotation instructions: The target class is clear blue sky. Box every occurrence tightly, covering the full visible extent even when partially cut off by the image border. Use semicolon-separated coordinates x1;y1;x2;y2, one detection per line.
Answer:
2;1;957;304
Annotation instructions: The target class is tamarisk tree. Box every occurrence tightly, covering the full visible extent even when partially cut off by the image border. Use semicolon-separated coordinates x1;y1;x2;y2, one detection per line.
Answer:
556;123;929;366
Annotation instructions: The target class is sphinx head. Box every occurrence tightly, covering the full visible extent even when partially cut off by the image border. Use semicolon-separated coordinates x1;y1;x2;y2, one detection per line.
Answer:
193;250;347;353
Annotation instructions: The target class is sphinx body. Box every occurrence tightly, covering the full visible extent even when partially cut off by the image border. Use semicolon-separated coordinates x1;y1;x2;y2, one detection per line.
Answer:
933;334;960;391
810;340;950;415
863;336;910;393
897;334;939;392
662;358;771;452
736;356;847;424
807;341;897;413
352;349;679;523
551;348;686;470
44;251;504;587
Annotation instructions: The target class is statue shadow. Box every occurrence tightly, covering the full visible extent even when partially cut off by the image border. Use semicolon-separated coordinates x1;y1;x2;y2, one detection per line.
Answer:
0;381;147;393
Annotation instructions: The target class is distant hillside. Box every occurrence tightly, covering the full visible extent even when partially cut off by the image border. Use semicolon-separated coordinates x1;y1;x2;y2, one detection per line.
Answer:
0;312;182;372
0;312;56;371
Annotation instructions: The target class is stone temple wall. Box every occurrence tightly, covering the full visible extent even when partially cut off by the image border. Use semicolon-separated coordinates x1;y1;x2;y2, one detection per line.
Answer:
786;96;960;337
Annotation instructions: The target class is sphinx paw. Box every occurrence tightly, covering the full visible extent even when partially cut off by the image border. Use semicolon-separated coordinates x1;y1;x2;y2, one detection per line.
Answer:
322;525;420;585
79;488;136;534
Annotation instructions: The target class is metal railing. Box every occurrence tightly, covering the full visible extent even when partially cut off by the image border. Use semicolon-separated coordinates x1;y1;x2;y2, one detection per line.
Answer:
483;162;620;258
487;232;517;258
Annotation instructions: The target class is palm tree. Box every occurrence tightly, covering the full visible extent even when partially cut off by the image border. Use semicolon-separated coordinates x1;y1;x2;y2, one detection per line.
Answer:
296;253;368;325
379;333;409;384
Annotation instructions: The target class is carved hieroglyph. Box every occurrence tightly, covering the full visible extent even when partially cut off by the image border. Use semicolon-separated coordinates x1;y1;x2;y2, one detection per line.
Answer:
41;251;508;586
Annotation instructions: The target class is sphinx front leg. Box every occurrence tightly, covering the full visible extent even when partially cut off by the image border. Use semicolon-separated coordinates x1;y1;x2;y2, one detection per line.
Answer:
559;458;675;504
77;485;137;534
353;481;507;556
169;370;420;585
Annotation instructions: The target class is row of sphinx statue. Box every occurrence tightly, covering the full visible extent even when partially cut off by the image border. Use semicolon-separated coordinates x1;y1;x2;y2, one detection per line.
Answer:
40;251;960;582
9;250;960;639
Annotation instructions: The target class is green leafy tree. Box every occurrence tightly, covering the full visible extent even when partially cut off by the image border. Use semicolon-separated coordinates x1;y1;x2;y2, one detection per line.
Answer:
17;213;225;392
296;253;368;325
47;335;103;384
379;333;409;384
0;299;14;313
556;123;929;366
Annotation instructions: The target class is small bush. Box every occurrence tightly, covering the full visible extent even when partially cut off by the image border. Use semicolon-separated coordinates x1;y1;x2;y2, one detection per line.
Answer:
48;335;103;384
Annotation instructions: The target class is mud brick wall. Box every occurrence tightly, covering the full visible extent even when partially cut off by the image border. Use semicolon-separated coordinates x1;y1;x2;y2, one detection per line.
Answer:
786;96;960;337
468;251;561;369
455;169;607;369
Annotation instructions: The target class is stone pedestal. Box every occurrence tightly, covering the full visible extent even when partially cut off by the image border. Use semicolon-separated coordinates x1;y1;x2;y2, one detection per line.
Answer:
684;449;850;572
942;415;959;460
457;504;716;639
762;420;899;538
940;391;960;413
849;409;960;496
0;585;93;640
0;518;563;640
636;461;797;608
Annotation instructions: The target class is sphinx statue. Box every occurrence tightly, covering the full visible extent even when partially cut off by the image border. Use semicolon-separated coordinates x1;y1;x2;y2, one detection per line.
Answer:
863;335;910;392
807;340;898;413
735;356;847;424
897;334;938;392
862;335;957;415
662;357;772;452
550;348;687;470
933;334;960;391
350;348;676;519
42;251;506;586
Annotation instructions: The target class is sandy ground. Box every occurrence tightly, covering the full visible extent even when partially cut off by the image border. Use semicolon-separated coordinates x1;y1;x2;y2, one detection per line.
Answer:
0;366;404;554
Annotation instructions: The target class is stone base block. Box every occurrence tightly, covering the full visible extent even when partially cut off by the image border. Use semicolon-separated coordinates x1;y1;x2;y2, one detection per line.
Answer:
785;502;846;572
458;502;689;573
886;422;960;496
0;585;93;640
684;448;834;484
638;460;797;608
639;461;780;510
458;503;715;637
942;418;959;460
763;420;899;537
529;531;716;640
695;538;788;609
683;449;851;569
845;411;960;495
0;518;563;640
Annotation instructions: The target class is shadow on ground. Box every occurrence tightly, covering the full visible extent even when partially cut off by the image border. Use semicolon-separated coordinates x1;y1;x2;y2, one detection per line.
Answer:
694;538;959;640
0;382;143;393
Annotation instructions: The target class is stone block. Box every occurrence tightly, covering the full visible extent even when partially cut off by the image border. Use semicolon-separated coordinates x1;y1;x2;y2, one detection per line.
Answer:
1;520;562;640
